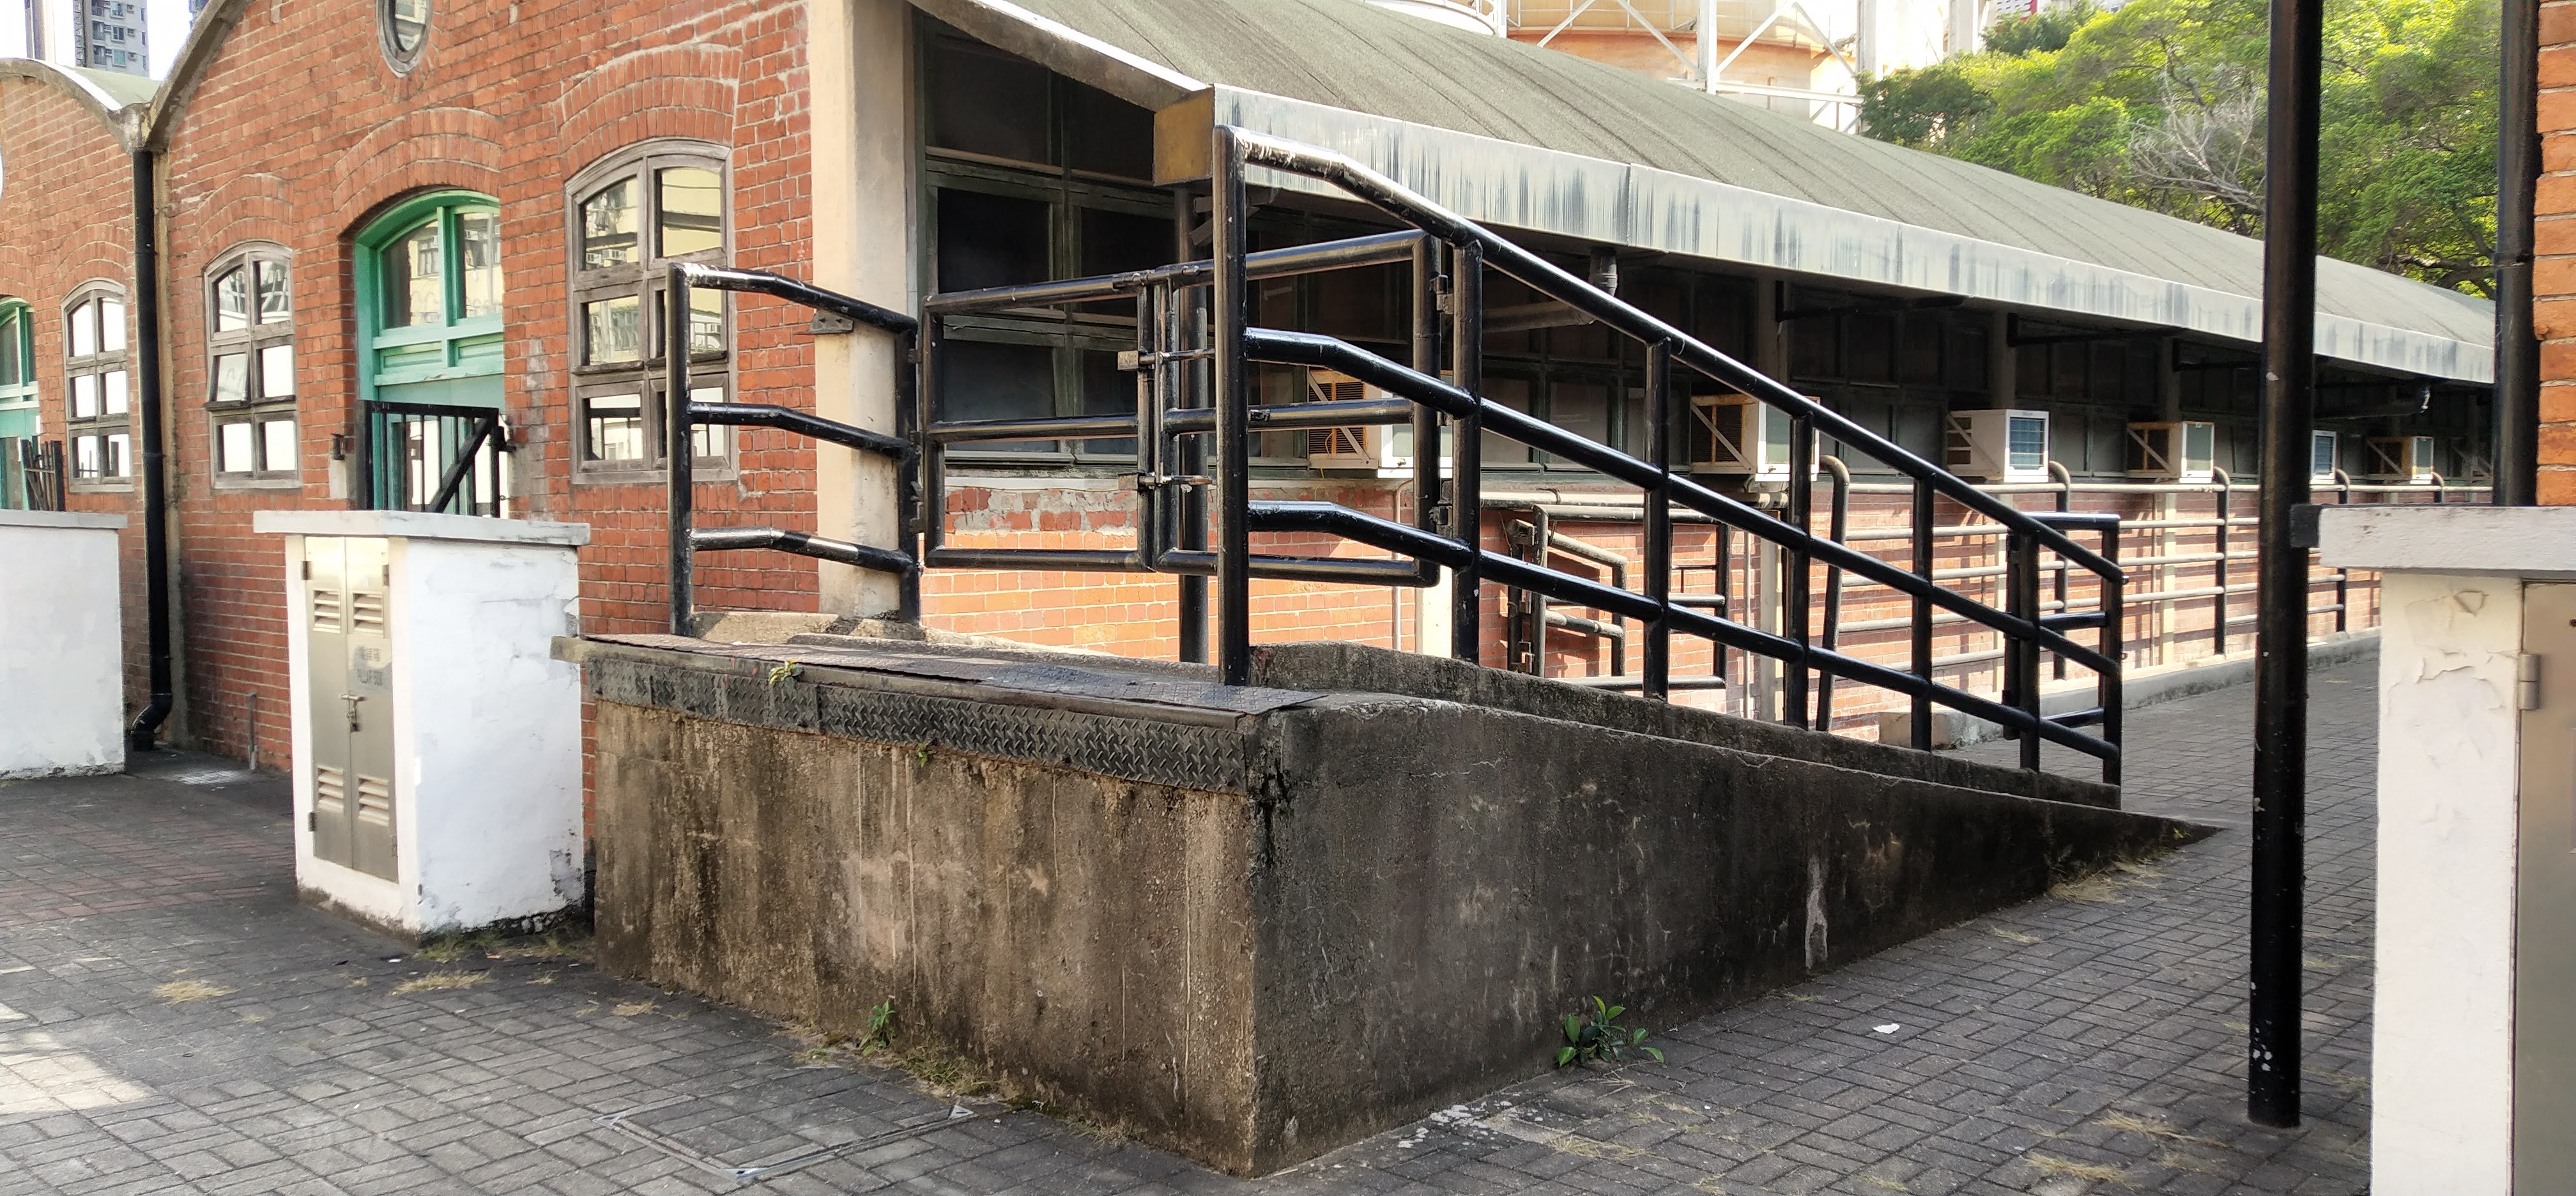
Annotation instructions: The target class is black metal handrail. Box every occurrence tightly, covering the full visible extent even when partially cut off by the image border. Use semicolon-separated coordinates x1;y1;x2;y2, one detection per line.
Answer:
664;264;921;633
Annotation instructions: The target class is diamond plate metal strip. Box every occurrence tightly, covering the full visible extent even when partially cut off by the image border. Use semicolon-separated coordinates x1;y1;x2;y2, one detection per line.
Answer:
590;657;1250;793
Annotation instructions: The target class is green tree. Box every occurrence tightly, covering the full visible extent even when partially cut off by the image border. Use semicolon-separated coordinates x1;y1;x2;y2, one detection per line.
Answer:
1857;0;2498;294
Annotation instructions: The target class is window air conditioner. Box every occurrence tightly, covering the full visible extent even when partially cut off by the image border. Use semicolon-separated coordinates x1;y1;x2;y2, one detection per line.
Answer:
2309;431;2340;483
1302;370;1420;474
1945;409;2050;483
2361;435;2439;484
2124;420;2216;484
1686;392;1811;478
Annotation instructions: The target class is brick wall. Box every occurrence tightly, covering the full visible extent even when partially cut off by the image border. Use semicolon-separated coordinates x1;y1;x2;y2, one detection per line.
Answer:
2540;0;2576;500
155;0;821;769
0;73;146;724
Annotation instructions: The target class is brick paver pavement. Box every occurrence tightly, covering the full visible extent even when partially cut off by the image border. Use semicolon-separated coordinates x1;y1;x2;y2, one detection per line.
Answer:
0;664;2379;1195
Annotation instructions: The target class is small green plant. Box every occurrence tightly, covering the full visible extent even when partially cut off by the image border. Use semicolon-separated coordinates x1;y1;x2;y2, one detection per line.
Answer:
861;998;896;1055
1556;996;1662;1068
765;660;804;687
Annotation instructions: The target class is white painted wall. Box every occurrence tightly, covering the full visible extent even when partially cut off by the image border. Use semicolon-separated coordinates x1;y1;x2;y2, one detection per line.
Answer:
0;510;126;778
2368;569;2521;1192
258;510;589;939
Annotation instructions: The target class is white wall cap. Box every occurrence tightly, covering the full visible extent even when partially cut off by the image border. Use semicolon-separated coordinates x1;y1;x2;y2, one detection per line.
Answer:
0;509;128;530
253;509;592;548
2317;504;2576;578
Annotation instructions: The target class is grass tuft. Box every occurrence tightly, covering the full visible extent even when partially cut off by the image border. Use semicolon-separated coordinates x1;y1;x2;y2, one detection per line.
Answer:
155;979;233;1004
391;972;489;995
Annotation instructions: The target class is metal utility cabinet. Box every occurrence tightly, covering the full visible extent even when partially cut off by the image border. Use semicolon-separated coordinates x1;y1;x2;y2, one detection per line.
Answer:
256;510;589;940
2317;505;2576;1194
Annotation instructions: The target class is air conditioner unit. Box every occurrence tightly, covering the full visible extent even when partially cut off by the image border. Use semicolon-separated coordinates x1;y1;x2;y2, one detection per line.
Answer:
2125;420;2215;483
1945;409;2050;483
2361;434;2439;484
2310;430;2340;483
1686;392;1811;478
1302;370;1420;473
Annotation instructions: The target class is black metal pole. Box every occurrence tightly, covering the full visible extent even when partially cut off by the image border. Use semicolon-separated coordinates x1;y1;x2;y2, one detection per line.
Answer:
125;147;172;751
1211;128;1252;684
1173;185;1209;659
1910;479;1934;749
2251;0;2322;1130
2497;0;2540;506
1643;342;1673;701
667;264;696;637
1784;415;1813;728
1450;242;1483;664
1413;237;1442;654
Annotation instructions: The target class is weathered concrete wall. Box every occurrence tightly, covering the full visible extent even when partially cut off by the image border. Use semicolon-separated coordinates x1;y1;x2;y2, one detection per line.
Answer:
0;510;127;779
579;635;2205;1175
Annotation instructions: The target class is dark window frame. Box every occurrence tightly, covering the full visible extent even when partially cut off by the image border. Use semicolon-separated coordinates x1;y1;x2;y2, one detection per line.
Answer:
565;140;737;479
62;282;130;490
204;242;301;488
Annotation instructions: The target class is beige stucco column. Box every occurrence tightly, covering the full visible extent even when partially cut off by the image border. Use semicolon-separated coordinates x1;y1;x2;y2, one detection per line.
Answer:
808;0;916;617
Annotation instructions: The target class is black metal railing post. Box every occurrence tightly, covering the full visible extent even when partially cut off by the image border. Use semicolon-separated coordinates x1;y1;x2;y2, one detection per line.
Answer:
666;264;696;637
1450;241;1484;664
2212;470;2232;654
1174;185;1209;663
1412;236;1443;654
1643;341;1673;701
1784;415;1814;728
1814;454;1849;728
2099;523;2124;785
1911;479;1935;749
2009;530;2043;771
1211;127;1254;684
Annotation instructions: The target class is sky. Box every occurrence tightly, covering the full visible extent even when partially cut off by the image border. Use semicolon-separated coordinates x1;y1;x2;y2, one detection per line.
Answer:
0;0;203;79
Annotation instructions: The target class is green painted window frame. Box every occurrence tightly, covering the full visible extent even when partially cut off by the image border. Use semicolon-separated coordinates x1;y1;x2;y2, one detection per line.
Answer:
0;300;36;441
355;189;504;411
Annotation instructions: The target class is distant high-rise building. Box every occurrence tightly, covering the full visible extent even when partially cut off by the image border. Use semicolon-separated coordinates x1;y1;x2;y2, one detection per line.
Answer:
75;0;144;75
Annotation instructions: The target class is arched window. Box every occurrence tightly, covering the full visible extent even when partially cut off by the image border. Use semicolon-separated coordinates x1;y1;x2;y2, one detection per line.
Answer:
63;284;130;488
355;191;508;514
0;298;38;509
566;142;730;475
206;244;299;484
381;0;429;70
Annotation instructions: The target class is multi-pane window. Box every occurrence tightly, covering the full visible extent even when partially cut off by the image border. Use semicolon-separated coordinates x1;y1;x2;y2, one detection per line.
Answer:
569;143;729;473
206;247;298;483
356;190;509;514
0;300;38;509
63;286;130;486
381;0;427;68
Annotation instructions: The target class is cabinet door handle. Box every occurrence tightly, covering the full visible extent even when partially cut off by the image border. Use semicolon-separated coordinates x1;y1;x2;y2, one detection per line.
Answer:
341;693;364;732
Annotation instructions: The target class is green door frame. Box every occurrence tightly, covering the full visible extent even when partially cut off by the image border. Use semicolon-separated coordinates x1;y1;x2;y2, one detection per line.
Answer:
353;189;505;411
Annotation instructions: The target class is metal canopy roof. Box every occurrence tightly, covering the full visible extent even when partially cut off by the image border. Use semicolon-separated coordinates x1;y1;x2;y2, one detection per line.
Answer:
916;0;2496;383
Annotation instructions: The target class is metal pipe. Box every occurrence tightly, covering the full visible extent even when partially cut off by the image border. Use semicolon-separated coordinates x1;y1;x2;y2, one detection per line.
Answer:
1160;396;1414;434
1815;454;1849;727
667;264;696;636
1645;342;1673;701
1173;186;1208;664
125;146;172;750
2214;468;2232;652
2497;0;2541;506
929;413;1139;443
1212;127;1253;684
695;401;910;459
1451;242;1484;664
1911;477;1935;751
1785;416;1813;728
2251;0;2324;1128
678;263;915;335
694;526;915;577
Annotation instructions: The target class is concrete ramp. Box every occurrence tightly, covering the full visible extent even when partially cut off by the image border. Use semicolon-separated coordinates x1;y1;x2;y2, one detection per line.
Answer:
562;632;2207;1176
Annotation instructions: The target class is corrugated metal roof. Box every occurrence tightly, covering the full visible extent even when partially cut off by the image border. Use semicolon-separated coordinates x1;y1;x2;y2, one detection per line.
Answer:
921;0;2494;379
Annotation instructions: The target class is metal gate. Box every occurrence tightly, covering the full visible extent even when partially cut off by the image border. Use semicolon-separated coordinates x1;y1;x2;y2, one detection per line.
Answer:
362;399;508;517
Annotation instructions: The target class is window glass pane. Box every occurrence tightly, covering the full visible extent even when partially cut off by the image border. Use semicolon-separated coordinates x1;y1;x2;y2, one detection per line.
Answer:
218;420;255;473
262;418;296;471
1062;82;1154;180
74;434;100;477
72;373;98;418
2008;415;2048;470
260;344;294;399
385;220;443;327
214;268;250;332
689;386;728;459
213;353;249;403
585;391;645;461
105;433;128;477
935;339;1054;452
580;177;639;270
458;209;502;319
0;312;20;385
661;287;725;356
585;296;642;364
1077;350;1135;457
935;189;1050;293
102;370;127;415
656;167;722;257
926;38;1051;164
69;300;96;358
387;0;426;52
99;298;124;352
256;261;290;324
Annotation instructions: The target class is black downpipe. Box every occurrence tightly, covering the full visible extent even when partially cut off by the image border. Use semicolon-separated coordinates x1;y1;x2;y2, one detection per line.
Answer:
126;148;172;752
2251;0;2323;1131
2497;0;2540;505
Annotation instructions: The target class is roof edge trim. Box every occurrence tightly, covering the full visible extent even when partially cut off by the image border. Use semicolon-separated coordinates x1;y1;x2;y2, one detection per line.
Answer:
1199;86;2491;383
0;59;142;145
908;0;1204;110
